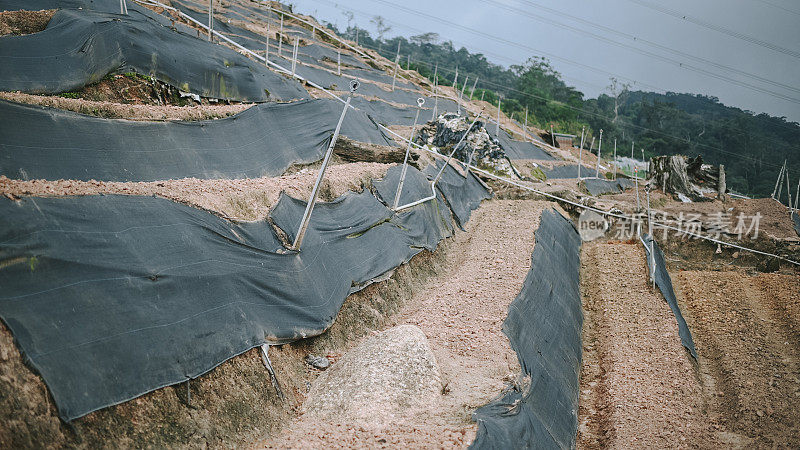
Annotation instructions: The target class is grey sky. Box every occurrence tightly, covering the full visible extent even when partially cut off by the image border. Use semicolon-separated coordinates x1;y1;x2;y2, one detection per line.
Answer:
288;0;800;122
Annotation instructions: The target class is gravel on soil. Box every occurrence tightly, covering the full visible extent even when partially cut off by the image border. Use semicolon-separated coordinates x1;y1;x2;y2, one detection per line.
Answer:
261;200;553;448
674;269;800;447
0;162;390;221
578;240;718;448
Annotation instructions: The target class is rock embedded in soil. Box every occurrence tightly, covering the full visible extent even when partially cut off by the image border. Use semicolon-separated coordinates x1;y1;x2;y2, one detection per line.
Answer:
302;325;441;425
304;355;330;370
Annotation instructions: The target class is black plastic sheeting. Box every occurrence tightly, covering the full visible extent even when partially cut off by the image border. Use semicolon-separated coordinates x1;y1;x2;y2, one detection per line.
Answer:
0;98;392;181
793;212;800;237
0;8;307;102
496;131;555;160
423;160;493;228
542;164;595;179
642;234;698;359
584;178;636;196
0;158;489;421
472;209;583;449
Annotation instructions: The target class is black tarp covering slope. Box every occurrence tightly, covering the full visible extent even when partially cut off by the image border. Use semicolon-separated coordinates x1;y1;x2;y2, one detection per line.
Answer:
472;209;583;449
793;212;800;237
542;164;595;180
641;235;698;359
0;8;307;102
0;161;489;421
423;160;493;228
496;131;555;161
583;178;636;196
0;98;391;181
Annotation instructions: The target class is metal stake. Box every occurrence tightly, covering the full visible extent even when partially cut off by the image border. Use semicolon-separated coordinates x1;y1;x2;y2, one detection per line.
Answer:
265;20;270;65
635;167;641;211
480;90;485;102
208;0;213;41
785;169;792;209
641;149;646;178
772;160;785;199
278;14;283;57
431;63;438;121
291;80;360;250
395;112;483;212
452;67;458;88
337;46;341;75
550;124;556;148
613;138;617;180
458;76;468;115
794;177;799;211
577;126;585;180
495;96;501;138
120;0;128;14
596;129;603;178
523;107;529;141
470;77;479;99
393;98;425;210
391;41;400;91
290;37;298;77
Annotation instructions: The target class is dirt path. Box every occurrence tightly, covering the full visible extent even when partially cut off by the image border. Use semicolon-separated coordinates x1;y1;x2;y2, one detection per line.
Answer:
578;240;717;448
674;269;800;447
262;199;553;448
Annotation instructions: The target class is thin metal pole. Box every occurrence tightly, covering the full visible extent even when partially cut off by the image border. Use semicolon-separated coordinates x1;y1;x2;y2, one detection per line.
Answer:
596;129;603;178
495;96;501;138
635;167;641;211
641;149;646;179
291;80;359;250
480;91;485;102
523;107;529;141
291;37;298;77
337;46;341;75
577;126;585;180
550;124;556;147
120;0;128;14
458;76;468;115
794;177;800;211
647;189;655;289
278;14;283;57
772;160;786;199
432;63;438;121
613;138;617;180
395;112;484;212
452;67;458;88
391;41;400;91
208;0;213;41
785;169;792;209
265;19;270;65
393;98;425;210
470;77;479;99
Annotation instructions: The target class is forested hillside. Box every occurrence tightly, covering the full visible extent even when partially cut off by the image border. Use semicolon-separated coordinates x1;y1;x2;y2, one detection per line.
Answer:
329;23;799;198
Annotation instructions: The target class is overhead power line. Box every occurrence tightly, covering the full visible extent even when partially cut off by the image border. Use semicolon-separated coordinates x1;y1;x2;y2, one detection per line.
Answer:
623;0;800;59
512;0;800;96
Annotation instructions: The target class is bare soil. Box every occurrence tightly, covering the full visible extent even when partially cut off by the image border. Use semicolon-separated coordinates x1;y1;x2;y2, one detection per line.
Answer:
0;162;390;221
578;240;718;448
0;9;54;36
263;200;553;448
673;268;800;447
0;91;252;121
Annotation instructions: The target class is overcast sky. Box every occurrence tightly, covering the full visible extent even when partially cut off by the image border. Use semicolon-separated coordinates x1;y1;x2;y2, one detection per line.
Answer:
287;0;800;122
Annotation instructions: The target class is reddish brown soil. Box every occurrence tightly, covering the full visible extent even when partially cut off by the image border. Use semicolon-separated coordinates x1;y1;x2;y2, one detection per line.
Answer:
0;162;390;221
578;241;717;448
263;200;554;448
673;269;800;447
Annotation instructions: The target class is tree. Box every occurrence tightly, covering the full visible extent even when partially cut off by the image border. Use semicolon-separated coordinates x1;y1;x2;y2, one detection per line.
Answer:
342;11;354;29
370;15;391;51
410;32;440;46
607;77;631;125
